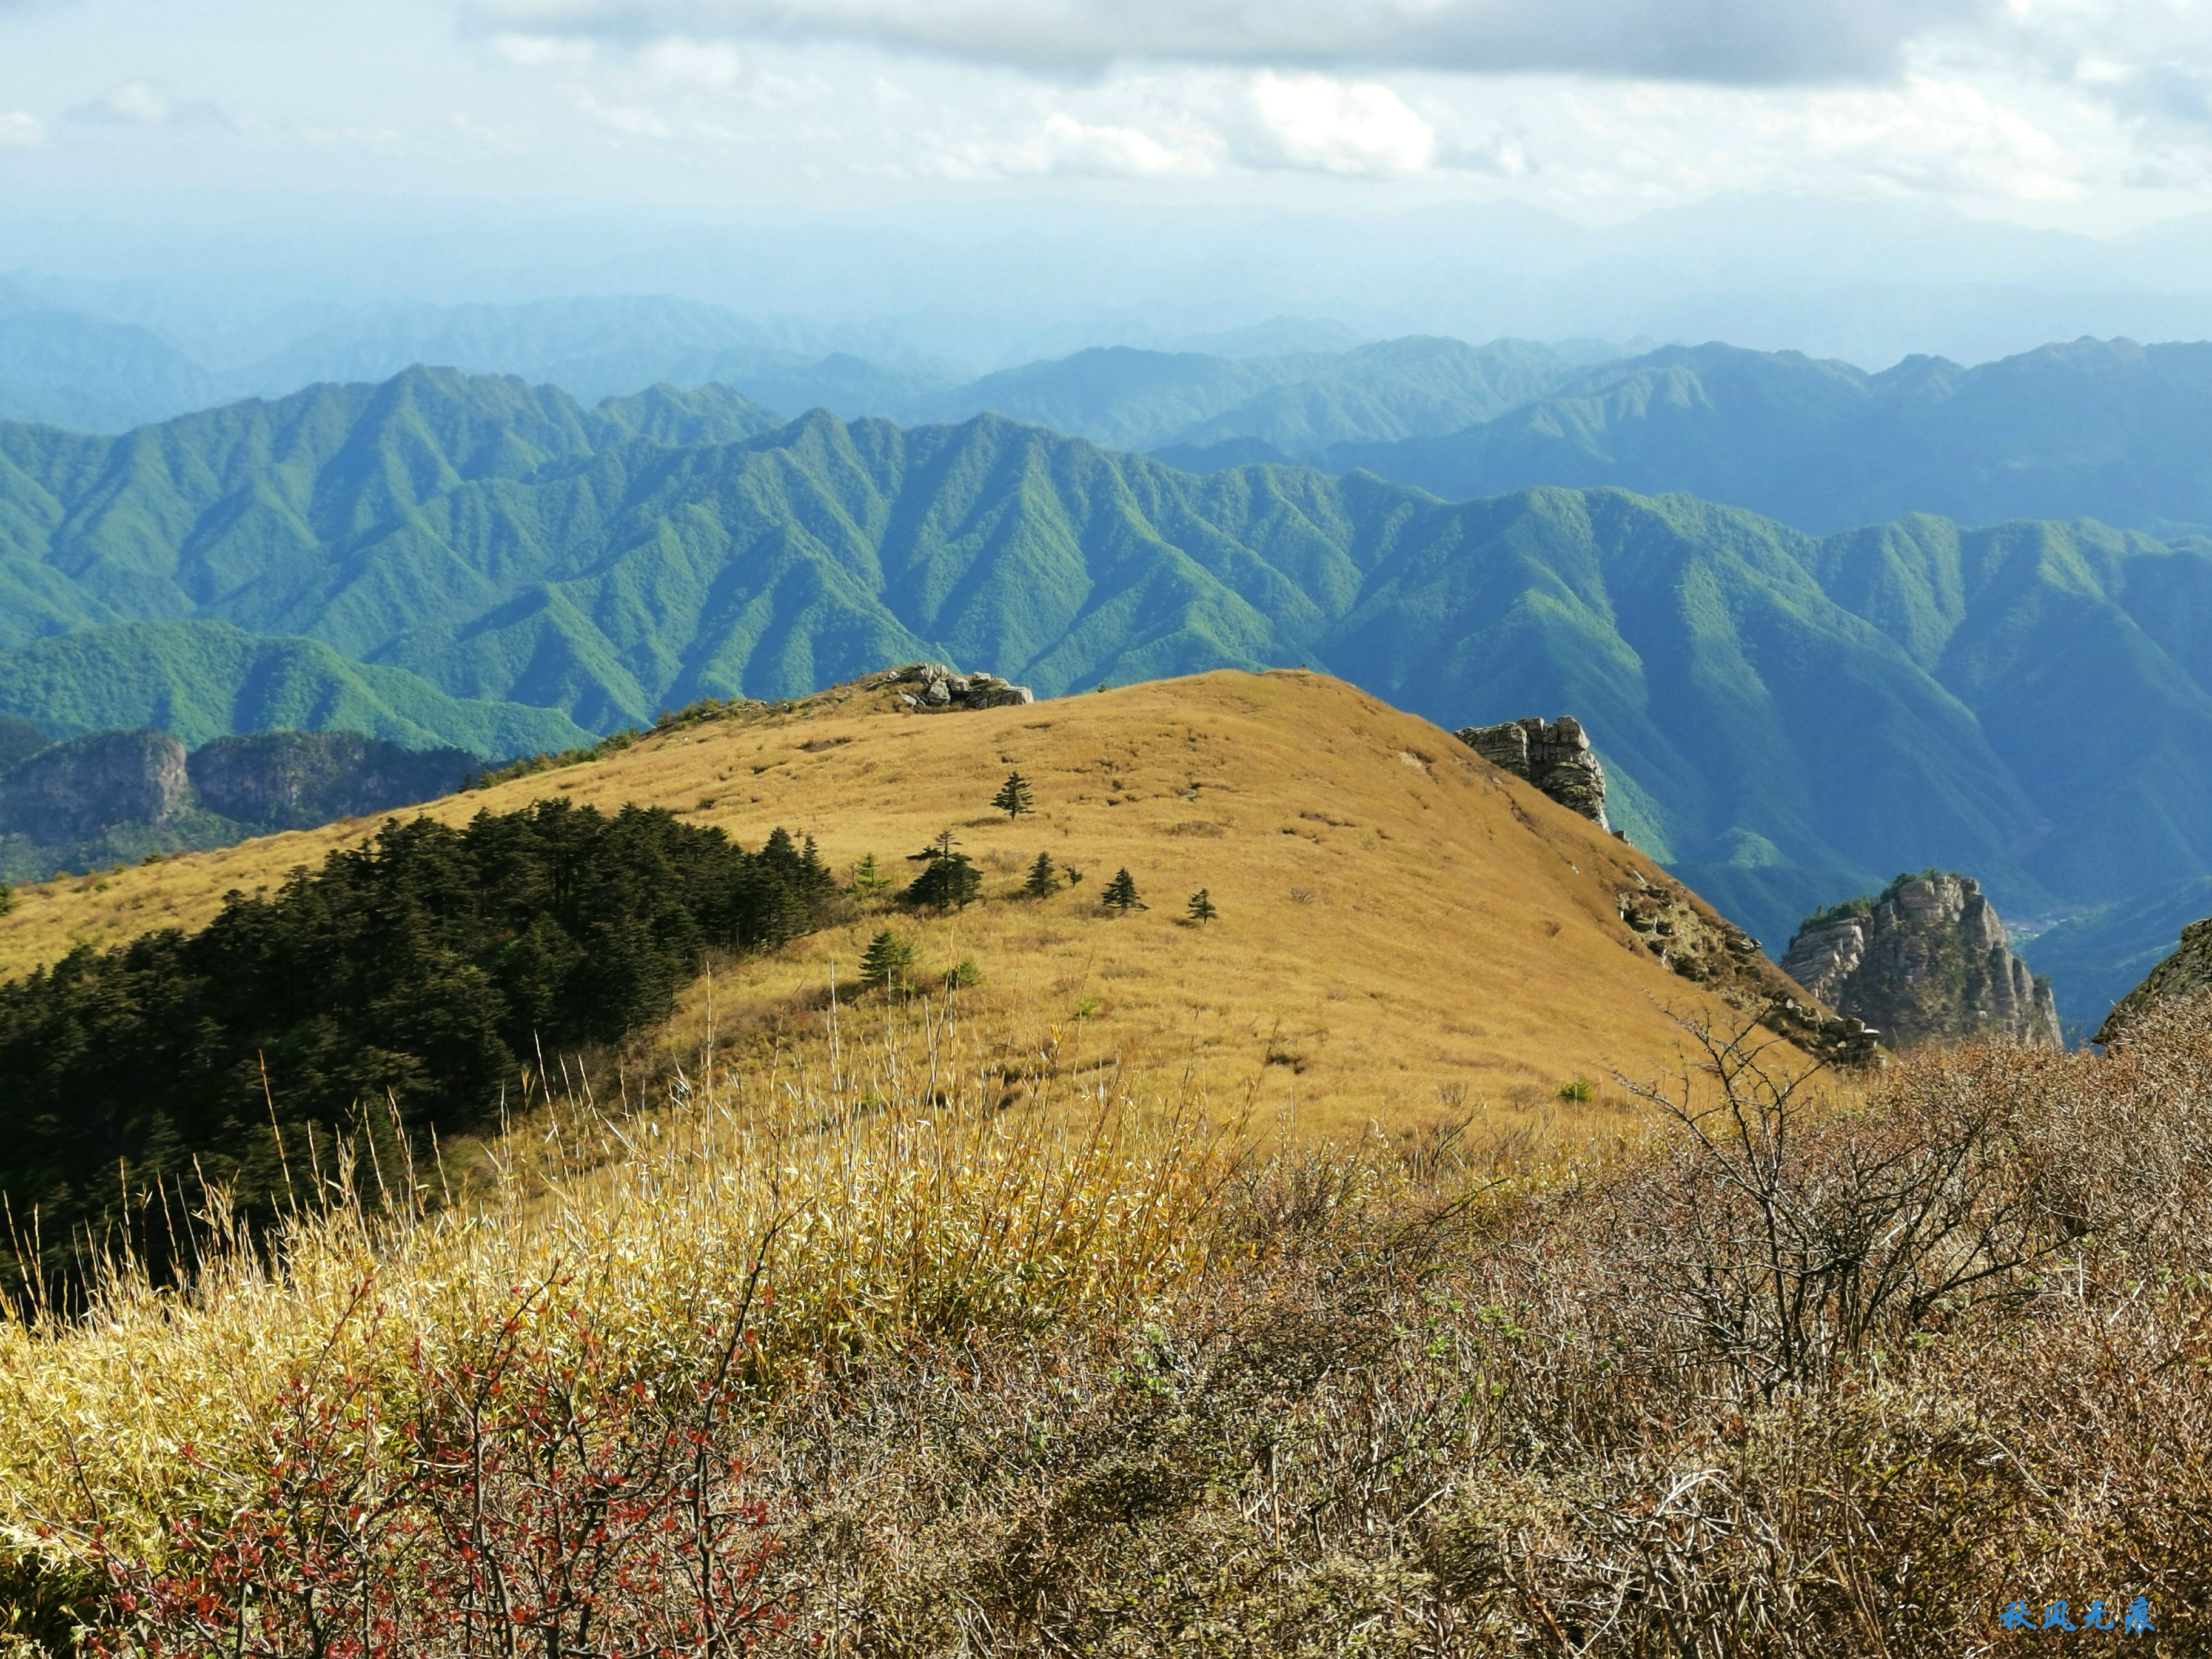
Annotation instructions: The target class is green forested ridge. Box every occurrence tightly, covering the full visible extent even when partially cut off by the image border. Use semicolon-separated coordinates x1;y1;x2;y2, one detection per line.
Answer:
7;365;2212;1027
1157;335;1587;455
0;799;835;1288
903;336;1589;455
0;726;492;885
1329;337;2212;534
0;621;592;754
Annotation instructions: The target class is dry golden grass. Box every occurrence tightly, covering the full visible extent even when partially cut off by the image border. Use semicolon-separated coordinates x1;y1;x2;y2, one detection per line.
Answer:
0;669;1806;1144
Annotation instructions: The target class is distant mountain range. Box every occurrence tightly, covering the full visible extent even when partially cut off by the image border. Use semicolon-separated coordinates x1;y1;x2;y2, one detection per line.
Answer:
0;283;1608;463
1328;338;2212;534
4;364;2212;1033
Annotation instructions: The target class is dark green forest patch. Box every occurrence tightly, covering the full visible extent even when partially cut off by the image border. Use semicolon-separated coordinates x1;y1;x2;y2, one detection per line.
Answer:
0;798;833;1295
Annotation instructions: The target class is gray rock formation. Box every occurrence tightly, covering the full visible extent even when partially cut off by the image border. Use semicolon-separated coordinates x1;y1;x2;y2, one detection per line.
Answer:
0;728;478;882
873;662;1036;711
1615;870;1882;1067
2096;916;2212;1047
189;733;475;831
1780;873;2061;1050
0;730;195;845
1456;716;1609;830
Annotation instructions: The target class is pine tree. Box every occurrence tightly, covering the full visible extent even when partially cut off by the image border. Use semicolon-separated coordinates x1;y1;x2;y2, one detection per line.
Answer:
992;770;1034;820
903;851;983;911
1023;850;1059;898
851;853;892;897
0;883;13;917
1186;888;1218;923
1061;862;1084;886
858;930;914;991
1101;867;1146;913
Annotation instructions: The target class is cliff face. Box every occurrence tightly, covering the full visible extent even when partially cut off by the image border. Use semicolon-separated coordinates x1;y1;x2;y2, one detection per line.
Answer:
2096;916;2212;1046
0;731;196;845
1458;716;1610;830
189;732;475;831
1781;873;2061;1049
0;729;477;881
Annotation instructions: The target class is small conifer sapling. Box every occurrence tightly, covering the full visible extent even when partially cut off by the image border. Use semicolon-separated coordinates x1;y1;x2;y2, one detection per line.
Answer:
1023;850;1060;898
859;930;915;991
1101;867;1146;913
851;853;892;897
1186;888;1218;923
992;770;1034;820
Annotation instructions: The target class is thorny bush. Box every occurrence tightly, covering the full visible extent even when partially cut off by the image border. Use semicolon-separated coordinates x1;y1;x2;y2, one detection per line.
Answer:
90;1258;787;1659
745;1001;2212;1655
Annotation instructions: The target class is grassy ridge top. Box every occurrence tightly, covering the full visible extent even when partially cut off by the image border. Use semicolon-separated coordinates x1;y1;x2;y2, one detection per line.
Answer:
0;669;1815;1141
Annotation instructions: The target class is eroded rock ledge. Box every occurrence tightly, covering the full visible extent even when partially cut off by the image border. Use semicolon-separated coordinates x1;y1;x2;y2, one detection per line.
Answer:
1615;871;1883;1068
1456;716;1610;831
868;663;1035;711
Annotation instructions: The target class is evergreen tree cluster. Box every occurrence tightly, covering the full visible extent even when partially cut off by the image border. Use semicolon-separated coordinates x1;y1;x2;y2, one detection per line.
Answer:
902;833;982;911
0;798;833;1287
1101;868;1147;913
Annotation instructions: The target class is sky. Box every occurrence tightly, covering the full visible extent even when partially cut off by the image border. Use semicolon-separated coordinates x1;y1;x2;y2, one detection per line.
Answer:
4;0;2212;232
8;0;2212;372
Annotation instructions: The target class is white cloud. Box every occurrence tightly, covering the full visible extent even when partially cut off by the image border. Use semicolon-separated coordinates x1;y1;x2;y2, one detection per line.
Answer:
910;107;1216;178
0;110;41;147
1244;72;1435;175
1035;110;1213;175
1798;75;2081;199
635;35;744;90
468;0;1995;84
65;80;232;127
573;89;671;135
491;32;597;70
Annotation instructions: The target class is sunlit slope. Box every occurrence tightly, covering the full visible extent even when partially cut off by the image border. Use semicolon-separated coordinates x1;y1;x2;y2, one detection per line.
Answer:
0;670;1815;1138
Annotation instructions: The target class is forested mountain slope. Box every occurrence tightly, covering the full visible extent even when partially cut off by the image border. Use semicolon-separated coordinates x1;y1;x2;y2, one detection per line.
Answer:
1330;337;2212;534
7;367;2212;1023
0;622;591;755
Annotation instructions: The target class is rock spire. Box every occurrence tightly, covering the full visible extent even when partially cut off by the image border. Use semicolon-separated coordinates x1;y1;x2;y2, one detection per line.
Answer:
1781;873;2060;1050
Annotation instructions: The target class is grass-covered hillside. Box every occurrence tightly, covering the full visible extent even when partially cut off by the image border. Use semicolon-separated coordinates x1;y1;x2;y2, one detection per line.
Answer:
0;670;1815;1153
0;661;2200;1647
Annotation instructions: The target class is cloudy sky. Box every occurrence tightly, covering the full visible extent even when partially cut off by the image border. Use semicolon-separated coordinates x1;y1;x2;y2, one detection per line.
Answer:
4;0;2212;233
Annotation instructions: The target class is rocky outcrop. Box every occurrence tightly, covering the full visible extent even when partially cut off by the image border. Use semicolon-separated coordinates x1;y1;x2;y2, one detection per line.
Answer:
1457;716;1609;830
0;730;196;845
1781;873;2060;1050
189;732;474;831
870;663;1036;711
2095;916;2212;1047
1616;872;1882;1067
